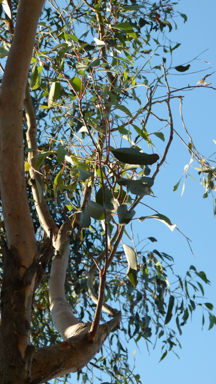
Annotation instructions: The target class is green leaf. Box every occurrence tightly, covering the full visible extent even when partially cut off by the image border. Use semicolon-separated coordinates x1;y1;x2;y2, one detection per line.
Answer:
153;132;165;141
179;12;187;23
161;20;172;32
189;265;197;272
30;63;38;88
175;64;190;72
87;200;104;220
176;316;182;335
112;103;133;118
165;295;174;324
171;43;181;51
35;179;43;203
117;205;135;225
76;62;88;73
70;77;81;93
0;46;9;58
53;170;63;203
173;179;181;192
121;5;143;11
96;187;116;212
159;350;167;362
57;146;66;163
197;281;204;296
205;303;214;311
133;124;149;141
89;57;100;67
148;237;157;242
114;22;137;38
111;147;159;166
195;271;210;284
48;81;61;107
78;167;92;181
139;214;176;232
118;126;130;135
116;177;153;195
123;244;138;287
80;206;91;228
208;314;216;330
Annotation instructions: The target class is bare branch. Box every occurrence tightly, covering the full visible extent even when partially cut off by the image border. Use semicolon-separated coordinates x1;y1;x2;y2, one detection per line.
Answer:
152;64;174;180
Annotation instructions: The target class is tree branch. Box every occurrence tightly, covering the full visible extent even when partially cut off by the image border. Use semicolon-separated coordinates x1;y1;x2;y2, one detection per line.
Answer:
24;84;58;237
31;313;121;384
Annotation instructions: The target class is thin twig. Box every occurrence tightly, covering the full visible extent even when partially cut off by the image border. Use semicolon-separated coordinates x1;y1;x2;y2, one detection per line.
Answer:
152;64;174;180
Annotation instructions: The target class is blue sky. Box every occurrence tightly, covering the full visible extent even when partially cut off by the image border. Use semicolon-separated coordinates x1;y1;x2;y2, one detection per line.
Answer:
125;1;216;383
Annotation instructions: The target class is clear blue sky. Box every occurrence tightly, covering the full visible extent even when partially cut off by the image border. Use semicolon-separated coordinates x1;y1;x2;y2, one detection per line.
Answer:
124;1;216;383
47;0;216;382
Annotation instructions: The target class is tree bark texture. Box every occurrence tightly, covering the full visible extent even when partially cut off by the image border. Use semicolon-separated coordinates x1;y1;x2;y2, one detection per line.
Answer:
0;1;46;382
0;1;121;383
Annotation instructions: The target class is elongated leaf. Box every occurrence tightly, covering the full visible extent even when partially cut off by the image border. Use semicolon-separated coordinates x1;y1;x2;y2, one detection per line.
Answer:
80;206;91;228
139;213;176;232
30;63;38;88
123;244;138;286
209;314;216;330
173;179;181;192
53;170;63;203
114;22;137;38
35;179;43;203
165;295;174;324
111;147;159;165
176;316;182;335
159;350;167;362
175;64;190;72
48;81;61;107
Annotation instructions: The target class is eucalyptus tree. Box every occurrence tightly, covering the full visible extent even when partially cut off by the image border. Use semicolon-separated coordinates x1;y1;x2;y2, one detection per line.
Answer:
0;1;215;383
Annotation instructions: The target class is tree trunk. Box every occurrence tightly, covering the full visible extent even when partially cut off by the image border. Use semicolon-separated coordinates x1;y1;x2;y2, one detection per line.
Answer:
0;2;121;383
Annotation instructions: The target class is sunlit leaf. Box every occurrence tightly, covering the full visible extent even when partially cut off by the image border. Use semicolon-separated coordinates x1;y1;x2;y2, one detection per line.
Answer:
48;81;61;107
123;243;138;286
70;77;81;93
25;161;31;171
139;213;176;231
